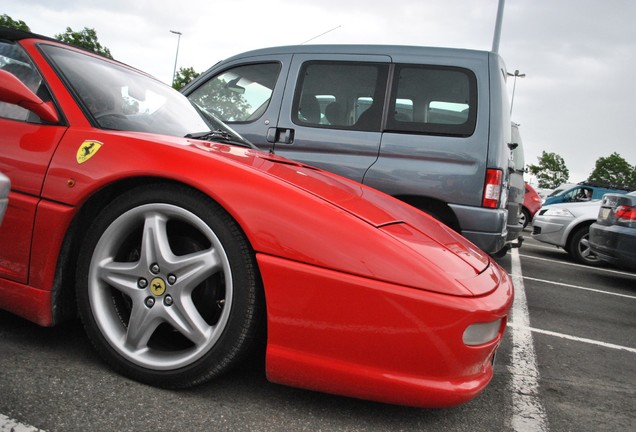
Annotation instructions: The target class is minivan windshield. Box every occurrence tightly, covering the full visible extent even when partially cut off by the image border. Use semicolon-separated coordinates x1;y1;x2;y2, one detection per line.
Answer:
41;44;251;147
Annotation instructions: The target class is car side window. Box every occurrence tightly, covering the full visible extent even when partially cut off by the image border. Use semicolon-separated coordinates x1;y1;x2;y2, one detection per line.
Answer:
188;62;281;123
0;41;47;123
292;61;389;131
576;187;592;201
386;64;477;137
563;187;591;202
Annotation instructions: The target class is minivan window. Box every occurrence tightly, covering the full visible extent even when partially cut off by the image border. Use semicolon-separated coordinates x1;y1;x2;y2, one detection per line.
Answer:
386;65;477;137
292;61;389;131
188;62;281;122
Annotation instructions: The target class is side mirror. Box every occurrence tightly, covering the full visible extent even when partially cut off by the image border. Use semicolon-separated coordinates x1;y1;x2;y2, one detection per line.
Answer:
0;69;59;123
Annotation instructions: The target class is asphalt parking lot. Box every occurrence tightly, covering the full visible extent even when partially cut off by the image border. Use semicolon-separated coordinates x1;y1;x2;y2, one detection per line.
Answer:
1;228;634;432
498;232;635;431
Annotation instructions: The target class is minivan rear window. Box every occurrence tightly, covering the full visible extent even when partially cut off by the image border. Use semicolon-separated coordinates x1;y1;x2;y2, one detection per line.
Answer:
387;65;477;137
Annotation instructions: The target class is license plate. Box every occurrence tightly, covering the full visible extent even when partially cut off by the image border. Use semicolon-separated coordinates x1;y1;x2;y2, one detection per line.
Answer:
599;207;611;220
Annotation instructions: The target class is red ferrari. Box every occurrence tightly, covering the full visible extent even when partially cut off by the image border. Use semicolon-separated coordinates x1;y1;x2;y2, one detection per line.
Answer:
0;27;513;408
0;172;8;224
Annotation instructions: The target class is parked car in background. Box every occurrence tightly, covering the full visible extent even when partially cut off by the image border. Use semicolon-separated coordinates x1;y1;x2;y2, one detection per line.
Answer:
521;183;542;228
532;200;603;266
535;187;553;200
183;44;521;256
543;182;630;206
589;191;636;271
541;183;576;204
0;172;8;225
0;27;514;408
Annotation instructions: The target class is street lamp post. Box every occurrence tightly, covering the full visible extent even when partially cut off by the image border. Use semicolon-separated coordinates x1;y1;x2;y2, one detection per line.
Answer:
170;30;182;86
507;69;525;115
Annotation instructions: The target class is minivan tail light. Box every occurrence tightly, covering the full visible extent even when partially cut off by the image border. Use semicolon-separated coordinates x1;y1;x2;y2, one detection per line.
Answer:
482;169;502;208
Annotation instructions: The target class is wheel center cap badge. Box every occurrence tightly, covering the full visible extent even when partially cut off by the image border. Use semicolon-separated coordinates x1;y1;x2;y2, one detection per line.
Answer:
150;277;166;296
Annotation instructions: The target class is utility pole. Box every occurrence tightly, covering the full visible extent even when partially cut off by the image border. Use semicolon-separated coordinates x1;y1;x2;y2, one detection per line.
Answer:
170;30;182;86
492;0;506;53
508;69;526;115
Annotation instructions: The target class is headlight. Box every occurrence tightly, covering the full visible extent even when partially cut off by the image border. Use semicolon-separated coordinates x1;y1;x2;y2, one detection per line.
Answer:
543;207;574;217
463;319;502;346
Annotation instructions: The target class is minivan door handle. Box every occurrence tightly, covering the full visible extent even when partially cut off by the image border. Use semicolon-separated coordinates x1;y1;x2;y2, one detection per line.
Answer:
267;127;295;144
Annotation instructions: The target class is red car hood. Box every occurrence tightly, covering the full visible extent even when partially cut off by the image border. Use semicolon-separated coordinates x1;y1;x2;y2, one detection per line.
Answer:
188;141;492;295
250;152;491;279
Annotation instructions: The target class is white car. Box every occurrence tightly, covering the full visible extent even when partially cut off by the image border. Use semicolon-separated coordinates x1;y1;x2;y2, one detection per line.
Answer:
0;173;9;225
532;200;603;266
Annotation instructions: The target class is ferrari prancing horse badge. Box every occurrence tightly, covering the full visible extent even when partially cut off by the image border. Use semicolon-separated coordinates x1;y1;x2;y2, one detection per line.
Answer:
76;140;103;164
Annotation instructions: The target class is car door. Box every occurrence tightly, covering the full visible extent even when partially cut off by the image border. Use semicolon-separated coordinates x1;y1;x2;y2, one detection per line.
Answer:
0;42;67;284
185;54;292;152
363;57;488;208
272;54;391;182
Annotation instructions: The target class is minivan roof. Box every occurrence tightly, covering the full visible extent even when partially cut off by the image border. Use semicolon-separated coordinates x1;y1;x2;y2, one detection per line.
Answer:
218;44;495;63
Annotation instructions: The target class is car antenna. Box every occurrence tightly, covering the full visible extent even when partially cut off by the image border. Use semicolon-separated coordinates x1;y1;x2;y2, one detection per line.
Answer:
300;25;342;44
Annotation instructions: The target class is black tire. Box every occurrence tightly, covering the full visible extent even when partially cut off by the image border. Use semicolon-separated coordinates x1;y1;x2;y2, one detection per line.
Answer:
568;225;603;266
520;207;531;229
76;183;262;388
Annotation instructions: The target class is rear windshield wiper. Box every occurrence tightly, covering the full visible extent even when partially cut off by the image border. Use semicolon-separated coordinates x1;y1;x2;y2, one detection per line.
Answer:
185;130;252;148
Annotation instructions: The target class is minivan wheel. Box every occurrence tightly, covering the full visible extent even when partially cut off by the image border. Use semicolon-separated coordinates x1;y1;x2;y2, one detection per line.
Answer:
75;184;262;388
568;225;603;266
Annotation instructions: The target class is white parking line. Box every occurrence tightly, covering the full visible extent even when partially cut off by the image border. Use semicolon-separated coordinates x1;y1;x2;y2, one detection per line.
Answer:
519;253;636;278
0;414;45;432
507;324;636;354
509;248;549;432
521;276;636;299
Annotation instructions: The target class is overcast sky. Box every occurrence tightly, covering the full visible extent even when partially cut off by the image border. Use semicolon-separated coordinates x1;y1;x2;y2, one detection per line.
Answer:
4;0;636;183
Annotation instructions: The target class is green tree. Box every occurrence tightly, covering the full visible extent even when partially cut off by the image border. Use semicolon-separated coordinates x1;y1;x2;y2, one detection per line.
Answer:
527;151;570;189
0;14;30;31
54;27;113;59
587;152;635;188
188;77;252;121
172;66;200;90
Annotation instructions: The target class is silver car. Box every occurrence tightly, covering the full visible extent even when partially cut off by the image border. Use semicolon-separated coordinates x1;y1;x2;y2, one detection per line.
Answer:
532;200;603;266
0;173;9;225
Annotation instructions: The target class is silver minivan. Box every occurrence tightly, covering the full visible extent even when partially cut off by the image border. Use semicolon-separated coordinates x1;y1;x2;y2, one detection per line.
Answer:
183;45;522;255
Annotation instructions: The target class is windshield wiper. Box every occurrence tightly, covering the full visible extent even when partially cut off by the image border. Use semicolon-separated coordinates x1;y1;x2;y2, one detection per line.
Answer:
185;130;252;148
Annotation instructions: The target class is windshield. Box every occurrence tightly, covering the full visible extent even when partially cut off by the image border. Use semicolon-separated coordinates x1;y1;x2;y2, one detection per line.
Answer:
41;43;250;146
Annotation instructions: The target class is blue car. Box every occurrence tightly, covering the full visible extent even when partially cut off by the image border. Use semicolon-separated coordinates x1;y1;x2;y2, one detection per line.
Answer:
543;182;630;206
589;191;636;271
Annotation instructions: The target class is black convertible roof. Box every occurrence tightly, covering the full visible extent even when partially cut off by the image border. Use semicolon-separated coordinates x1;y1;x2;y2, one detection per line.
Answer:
0;25;56;43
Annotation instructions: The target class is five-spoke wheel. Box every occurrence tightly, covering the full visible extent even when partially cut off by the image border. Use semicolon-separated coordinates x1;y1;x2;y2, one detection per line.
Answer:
76;184;262;388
